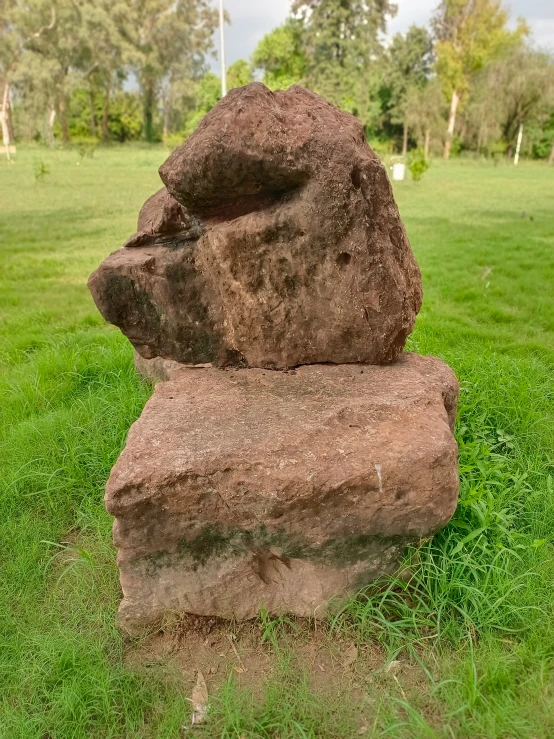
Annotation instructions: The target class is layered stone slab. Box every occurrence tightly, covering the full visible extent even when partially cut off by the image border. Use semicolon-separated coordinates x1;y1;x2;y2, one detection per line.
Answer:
106;353;459;633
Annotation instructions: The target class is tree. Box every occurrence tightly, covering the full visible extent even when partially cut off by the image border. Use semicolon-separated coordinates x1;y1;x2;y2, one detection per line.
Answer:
13;0;89;143
433;0;527;159
0;0;17;145
457;45;554;158
124;0;218;142
385;25;433;154
292;0;397;128
405;79;444;157
488;46;554;155
227;59;253;90
252;19;306;90
77;0;134;141
0;0;58;143
182;72;221;136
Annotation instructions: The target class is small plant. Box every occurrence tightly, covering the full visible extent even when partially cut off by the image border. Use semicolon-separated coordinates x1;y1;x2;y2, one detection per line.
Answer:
259;607;297;649
77;140;97;161
34;158;50;182
407;148;431;182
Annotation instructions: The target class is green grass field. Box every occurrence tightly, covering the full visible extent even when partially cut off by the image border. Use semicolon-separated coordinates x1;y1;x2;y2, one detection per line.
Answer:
1;147;554;738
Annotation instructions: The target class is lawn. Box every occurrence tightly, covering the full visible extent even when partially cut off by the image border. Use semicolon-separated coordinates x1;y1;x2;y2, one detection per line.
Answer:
1;146;553;738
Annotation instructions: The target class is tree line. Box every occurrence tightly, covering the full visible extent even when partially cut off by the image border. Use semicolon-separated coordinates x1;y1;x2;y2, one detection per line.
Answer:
1;0;553;160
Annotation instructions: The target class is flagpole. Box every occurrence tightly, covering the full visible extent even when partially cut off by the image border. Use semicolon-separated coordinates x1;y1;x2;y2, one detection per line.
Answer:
219;0;227;97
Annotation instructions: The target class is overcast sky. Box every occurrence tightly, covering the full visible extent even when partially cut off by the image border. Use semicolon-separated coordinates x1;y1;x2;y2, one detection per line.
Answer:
209;0;554;74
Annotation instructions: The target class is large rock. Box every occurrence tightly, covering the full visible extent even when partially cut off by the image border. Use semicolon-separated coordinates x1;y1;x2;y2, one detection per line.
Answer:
106;353;459;633
88;83;422;369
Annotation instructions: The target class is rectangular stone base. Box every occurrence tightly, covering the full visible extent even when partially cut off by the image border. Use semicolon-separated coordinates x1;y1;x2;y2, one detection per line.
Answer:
106;353;459;634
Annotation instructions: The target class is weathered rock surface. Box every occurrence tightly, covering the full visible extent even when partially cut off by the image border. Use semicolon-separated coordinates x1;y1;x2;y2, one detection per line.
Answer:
89;83;422;369
107;353;459;633
123;188;204;248
133;351;208;383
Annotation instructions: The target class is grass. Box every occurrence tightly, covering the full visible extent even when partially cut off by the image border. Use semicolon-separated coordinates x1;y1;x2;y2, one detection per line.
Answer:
1;145;553;737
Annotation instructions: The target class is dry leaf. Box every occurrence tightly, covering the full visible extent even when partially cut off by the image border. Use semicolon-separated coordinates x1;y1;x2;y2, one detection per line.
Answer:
191;671;208;726
342;643;358;668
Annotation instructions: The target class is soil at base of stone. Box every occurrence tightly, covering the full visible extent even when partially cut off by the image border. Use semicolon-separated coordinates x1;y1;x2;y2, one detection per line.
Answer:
125;613;435;727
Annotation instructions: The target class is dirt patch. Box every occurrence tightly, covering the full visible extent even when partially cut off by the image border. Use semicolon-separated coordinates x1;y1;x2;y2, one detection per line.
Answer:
124;613;432;711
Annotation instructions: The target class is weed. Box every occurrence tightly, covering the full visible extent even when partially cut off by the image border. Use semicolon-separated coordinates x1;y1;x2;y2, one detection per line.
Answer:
259;607;298;649
33;158;50;181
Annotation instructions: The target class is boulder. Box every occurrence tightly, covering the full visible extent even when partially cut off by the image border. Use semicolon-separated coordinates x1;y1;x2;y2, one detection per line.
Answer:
106;353;459;633
88;83;422;369
122;188;203;249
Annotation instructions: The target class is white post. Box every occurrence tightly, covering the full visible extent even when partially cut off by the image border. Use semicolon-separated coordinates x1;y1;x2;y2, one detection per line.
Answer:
514;122;523;166
1;82;11;161
219;0;227;97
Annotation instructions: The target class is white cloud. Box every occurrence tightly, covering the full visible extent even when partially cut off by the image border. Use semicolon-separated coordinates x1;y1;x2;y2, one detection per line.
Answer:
388;0;437;36
527;18;554;49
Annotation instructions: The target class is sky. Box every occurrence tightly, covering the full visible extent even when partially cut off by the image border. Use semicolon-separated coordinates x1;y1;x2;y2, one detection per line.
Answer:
209;0;554;74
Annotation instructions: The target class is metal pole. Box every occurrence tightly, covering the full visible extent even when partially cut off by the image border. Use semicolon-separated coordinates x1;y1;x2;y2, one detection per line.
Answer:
219;0;227;97
514;122;523;166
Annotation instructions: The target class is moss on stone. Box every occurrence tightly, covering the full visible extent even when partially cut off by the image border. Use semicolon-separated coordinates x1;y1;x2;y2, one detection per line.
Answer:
141;523;406;576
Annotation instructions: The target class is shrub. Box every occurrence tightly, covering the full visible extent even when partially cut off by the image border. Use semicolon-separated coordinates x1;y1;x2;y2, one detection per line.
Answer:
33;159;50;181
407;148;431;182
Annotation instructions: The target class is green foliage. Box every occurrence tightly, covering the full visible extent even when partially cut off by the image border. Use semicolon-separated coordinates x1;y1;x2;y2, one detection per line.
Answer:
405;79;445;154
2;0;218;144
227;59;253;90
259;608;298;649
124;0;219;142
2;149;554;735
252;19;307;90
385;25;434;126
198;657;359;738
292;0;397;128
532;111;554;159
433;0;529;157
407;148;431;181
454;45;554;158
182;72;221;137
75;139;97;160
66;88;142;143
106;92;143;142
433;0;527;101
33;157;49;181
5;0;554;159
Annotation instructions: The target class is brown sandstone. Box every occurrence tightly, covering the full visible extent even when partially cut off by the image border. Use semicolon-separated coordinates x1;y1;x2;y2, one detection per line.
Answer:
88;83;422;369
107;353;459;633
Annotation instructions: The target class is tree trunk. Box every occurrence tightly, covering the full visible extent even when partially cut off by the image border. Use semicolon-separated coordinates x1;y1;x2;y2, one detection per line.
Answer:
1;81;11;147
89;85;97;138
443;89;460;160
58;98;70;143
163;101;170;139
548;140;554;166
144;79;155;143
101;80;111;141
401;120;408;156
424;128;430;158
2;81;15;142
